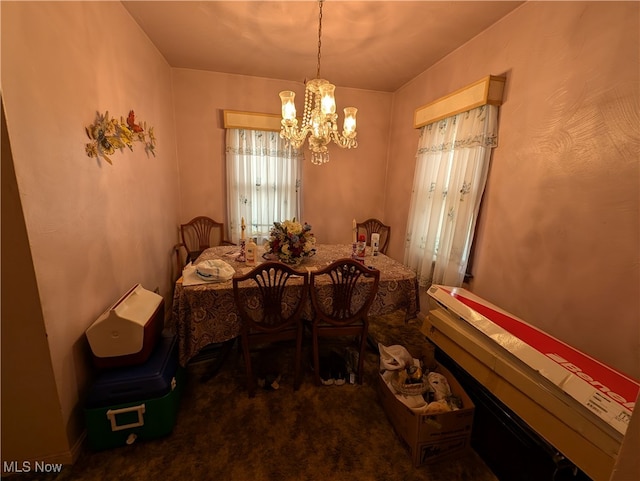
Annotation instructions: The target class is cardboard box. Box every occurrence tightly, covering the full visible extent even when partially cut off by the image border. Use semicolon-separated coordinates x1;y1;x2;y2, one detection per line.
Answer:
422;285;629;481
377;363;474;467
426;285;637;436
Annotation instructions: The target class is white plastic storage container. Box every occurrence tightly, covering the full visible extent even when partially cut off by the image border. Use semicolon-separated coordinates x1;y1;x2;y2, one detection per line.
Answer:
86;284;164;369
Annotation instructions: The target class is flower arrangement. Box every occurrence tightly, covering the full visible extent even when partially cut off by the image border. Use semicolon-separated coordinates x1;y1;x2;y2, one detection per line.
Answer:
264;218;316;264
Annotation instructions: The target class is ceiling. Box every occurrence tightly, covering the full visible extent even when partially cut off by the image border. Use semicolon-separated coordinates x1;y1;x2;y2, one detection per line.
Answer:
122;1;524;93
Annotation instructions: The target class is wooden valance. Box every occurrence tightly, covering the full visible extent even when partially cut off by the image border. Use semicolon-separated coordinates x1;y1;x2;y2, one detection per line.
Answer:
414;75;506;129
223;110;281;132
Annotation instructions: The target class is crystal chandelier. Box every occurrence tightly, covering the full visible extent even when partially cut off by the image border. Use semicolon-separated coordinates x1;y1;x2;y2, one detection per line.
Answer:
279;0;358;165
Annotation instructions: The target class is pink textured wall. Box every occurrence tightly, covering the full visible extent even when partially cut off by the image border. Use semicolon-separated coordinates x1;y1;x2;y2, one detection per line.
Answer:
2;1;180;461
172;69;392;244
386;2;639;379
2;0;638;469
2;97;70;466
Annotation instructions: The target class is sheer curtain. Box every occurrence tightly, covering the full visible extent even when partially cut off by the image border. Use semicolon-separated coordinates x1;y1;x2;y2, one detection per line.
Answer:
226;129;303;244
404;105;498;288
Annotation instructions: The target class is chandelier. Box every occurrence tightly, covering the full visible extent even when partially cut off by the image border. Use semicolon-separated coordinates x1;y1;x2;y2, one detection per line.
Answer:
278;0;358;165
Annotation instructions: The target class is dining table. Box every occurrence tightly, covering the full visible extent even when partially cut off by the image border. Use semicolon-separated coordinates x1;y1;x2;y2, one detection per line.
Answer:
170;244;420;367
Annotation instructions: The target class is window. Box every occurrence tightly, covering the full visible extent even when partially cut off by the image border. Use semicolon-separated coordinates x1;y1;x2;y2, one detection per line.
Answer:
226;129;303;243
404;105;499;287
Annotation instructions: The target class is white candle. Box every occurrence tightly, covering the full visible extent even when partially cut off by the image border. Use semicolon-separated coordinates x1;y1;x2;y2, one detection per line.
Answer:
241;217;246;240
352;218;357;243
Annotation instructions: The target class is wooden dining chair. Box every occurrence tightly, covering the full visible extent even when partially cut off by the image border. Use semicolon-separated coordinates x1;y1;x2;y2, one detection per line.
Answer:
233;261;308;397
175;216;234;272
357;218;390;255
310;258;380;385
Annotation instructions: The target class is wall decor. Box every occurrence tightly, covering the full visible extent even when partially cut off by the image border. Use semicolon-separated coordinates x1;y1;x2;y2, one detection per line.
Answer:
85;110;156;164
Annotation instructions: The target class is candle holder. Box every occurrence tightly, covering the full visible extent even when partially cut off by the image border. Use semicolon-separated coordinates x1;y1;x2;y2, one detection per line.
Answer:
237;239;246;262
238;217;247;262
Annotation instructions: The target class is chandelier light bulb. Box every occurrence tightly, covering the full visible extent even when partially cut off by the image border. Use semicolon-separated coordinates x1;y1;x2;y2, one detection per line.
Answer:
279;91;297;121
319;83;336;115
343;107;357;137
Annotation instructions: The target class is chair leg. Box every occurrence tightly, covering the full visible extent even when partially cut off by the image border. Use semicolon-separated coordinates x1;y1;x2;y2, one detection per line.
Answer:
293;328;303;391
312;328;321;386
241;336;256;397
366;333;378;352
357;328;368;385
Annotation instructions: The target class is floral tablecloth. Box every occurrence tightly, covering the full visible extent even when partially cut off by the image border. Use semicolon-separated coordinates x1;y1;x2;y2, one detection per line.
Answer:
171;244;419;366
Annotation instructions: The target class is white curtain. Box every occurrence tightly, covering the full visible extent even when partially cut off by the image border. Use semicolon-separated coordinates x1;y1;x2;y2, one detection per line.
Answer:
226;129;303;244
404;105;498;288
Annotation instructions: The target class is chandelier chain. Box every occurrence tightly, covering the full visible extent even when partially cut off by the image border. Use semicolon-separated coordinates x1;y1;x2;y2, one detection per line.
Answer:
278;0;357;165
316;0;323;79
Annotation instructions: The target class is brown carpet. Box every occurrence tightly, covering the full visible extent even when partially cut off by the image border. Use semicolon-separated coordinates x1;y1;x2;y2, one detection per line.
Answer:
6;312;498;481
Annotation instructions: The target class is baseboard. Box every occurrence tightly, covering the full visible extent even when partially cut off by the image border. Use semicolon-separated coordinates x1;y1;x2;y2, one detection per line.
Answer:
1;432;85;477
38;430;86;465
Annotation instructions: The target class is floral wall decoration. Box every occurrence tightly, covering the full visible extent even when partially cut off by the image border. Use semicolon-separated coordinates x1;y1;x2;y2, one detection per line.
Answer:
85;110;156;164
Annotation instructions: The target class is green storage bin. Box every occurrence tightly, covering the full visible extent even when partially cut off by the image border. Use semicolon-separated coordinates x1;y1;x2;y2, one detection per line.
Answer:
84;366;183;450
84;336;184;451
